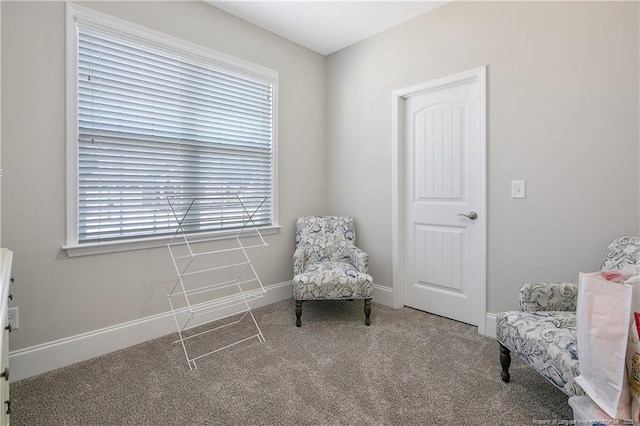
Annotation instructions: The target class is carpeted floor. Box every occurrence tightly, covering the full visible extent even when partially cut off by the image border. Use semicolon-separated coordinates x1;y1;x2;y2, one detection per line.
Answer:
10;299;573;425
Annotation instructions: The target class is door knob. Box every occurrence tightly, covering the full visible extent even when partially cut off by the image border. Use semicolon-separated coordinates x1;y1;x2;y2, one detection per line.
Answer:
457;211;478;220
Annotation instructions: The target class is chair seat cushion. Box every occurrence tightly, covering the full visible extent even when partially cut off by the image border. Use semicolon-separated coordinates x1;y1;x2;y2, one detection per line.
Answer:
496;310;584;396
293;261;373;300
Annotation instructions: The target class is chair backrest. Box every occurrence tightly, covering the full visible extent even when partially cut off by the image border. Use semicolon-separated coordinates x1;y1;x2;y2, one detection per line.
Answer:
601;236;640;271
295;216;356;264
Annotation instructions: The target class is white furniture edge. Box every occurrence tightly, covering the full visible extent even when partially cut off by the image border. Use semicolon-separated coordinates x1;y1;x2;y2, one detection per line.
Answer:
0;250;11;426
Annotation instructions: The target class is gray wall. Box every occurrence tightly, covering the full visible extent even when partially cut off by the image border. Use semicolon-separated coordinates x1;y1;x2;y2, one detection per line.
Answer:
1;1;326;350
1;0;639;353
324;1;640;312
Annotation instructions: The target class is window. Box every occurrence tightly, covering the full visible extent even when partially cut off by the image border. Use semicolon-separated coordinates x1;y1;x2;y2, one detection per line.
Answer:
65;5;278;254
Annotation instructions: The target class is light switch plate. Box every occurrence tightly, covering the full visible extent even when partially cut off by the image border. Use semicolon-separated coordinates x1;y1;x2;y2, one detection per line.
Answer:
512;180;526;199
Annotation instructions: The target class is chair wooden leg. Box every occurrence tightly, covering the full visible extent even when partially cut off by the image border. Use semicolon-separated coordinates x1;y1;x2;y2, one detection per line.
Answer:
295;300;303;327
364;298;371;326
499;343;511;383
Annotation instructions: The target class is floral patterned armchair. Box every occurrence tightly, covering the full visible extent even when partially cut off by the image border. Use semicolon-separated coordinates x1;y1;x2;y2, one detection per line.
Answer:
496;236;640;397
292;216;373;327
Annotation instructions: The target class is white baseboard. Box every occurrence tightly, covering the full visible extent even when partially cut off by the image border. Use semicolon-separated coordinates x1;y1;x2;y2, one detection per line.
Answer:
8;280;497;381
484;312;497;338
372;284;393;307
9;280;293;382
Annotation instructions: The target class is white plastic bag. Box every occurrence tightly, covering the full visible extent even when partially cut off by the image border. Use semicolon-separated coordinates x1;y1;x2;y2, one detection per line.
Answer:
575;271;632;420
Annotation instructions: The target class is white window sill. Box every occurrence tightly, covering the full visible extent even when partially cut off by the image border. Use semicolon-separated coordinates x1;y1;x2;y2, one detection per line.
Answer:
63;225;282;258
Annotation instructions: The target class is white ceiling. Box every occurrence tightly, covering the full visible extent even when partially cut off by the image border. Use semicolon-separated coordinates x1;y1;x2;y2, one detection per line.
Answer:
208;1;447;56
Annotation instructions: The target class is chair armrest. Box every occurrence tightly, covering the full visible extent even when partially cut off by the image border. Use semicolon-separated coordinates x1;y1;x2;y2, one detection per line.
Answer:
348;246;369;273
293;247;305;276
519;282;578;312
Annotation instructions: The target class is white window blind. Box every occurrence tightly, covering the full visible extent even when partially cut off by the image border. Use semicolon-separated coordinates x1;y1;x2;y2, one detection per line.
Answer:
76;24;274;243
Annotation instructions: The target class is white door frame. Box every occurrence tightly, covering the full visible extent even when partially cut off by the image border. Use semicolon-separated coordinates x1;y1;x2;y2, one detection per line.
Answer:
390;66;487;334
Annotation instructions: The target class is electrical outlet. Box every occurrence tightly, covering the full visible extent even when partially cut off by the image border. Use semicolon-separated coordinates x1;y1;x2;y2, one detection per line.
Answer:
8;307;18;330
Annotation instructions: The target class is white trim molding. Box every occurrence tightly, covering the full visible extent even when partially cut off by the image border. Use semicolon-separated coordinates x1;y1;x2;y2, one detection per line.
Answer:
391;66;488;334
9;281;293;381
484;312;497;339
372;284;394;307
64;226;282;258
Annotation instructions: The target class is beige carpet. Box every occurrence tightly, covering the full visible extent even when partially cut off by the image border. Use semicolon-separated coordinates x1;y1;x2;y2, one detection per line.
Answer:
10;299;573;425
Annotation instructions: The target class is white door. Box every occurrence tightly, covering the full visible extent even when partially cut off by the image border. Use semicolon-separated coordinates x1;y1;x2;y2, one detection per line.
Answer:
403;71;485;326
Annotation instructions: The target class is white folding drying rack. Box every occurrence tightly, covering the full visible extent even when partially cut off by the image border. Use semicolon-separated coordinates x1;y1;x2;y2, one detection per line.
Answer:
166;193;268;370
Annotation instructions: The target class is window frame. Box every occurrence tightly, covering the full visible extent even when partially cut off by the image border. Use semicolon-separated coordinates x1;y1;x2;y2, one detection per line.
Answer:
64;3;280;257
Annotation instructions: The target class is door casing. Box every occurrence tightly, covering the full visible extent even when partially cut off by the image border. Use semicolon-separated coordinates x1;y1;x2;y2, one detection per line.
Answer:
391;66;487;334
